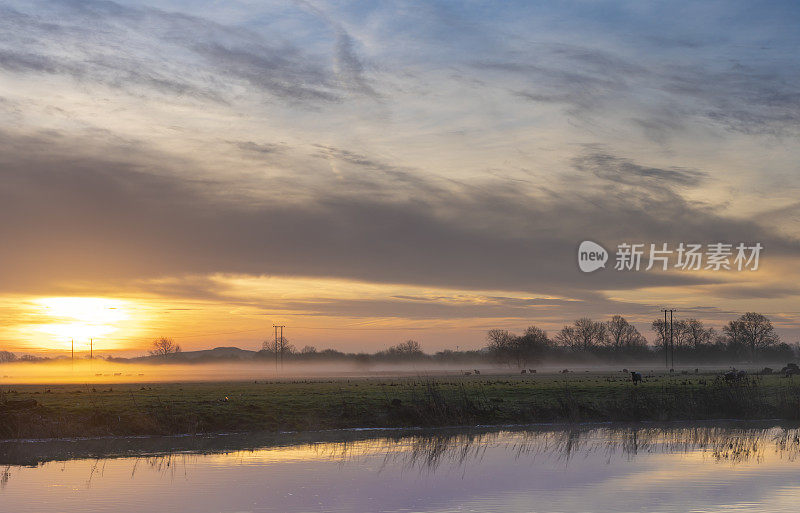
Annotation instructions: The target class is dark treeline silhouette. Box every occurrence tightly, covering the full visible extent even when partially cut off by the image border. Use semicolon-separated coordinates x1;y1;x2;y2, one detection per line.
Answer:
1;313;796;367
252;339;485;366
486;312;796;368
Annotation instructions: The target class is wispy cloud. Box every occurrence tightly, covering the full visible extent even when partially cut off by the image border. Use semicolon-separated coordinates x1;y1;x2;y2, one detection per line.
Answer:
1;0;799;347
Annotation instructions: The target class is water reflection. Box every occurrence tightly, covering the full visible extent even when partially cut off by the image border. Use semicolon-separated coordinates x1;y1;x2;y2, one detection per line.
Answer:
290;423;800;474
3;423;800;512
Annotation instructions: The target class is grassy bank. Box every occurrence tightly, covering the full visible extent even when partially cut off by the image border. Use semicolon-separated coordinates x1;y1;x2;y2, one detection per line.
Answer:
2;371;800;439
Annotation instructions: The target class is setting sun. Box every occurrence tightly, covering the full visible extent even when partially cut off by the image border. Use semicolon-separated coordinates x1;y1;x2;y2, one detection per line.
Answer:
33;297;129;346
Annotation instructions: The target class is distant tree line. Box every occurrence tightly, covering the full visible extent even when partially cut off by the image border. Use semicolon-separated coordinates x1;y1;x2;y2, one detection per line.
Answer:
486;312;796;368
0;350;47;363
1;313;795;367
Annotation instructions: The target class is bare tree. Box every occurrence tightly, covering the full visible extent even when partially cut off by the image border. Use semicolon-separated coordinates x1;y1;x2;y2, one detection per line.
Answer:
394;340;422;354
300;345;317;354
262;337;293;355
605;316;646;349
515;325;550;366
556;318;606;351
651;319;669;353
685;318;714;350
262;339;278;353
376;340;425;361
0;351;17;363
671;320;691;349
651;318;692;353
486;329;516;366
149;337;181;357
724;312;779;361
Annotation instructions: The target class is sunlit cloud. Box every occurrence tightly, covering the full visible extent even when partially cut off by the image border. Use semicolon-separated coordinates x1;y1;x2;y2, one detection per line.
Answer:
0;0;798;353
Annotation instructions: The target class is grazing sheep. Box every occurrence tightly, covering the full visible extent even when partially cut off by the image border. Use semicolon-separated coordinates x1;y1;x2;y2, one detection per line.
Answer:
781;363;800;377
520;369;527;374
473;369;481;375
723;369;747;382
561;369;570;374
528;369;536;374
631;371;643;385
463;371;472;376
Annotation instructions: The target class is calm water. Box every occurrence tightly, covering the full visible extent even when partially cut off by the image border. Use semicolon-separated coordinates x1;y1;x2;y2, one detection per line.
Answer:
2;423;800;512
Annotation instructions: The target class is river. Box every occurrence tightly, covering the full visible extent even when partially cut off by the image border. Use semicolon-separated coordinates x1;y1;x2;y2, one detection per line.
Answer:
2;422;800;512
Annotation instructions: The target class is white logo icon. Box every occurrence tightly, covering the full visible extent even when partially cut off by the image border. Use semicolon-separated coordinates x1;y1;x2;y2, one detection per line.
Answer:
578;241;608;273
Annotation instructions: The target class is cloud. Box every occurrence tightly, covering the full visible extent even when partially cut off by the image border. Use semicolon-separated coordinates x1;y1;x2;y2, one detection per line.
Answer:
295;0;378;97
1;0;798;344
331;29;377;96
573;152;707;187
230;141;284;157
0;0;356;105
482;43;800;138
192;43;339;102
1;129;796;302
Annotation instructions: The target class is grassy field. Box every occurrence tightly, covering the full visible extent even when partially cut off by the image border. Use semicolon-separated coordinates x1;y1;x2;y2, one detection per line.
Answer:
2;370;800;439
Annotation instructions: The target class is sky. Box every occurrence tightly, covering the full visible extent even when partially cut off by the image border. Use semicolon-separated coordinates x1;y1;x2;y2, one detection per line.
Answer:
0;0;799;355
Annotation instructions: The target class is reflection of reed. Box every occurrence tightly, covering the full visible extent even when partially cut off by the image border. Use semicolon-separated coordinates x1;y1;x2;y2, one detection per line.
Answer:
1;465;10;489
130;453;192;482
306;432;493;473
304;425;800;474
4;424;800;488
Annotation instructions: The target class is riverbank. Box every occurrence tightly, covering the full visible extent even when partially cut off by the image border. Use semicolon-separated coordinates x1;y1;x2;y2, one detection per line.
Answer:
2;371;799;439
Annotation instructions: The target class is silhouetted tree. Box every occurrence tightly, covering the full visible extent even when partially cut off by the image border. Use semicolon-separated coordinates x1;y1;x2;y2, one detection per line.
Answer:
651;319;669;354
486;329;517;366
515;325;551;366
394;340;422;354
605;316;646;349
724;313;779;361
149;337;181;357
556;318;606;351
19;354;46;362
684;318;714;350
377;340;424;360
261;337;291;354
0;350;16;363
671;320;691;349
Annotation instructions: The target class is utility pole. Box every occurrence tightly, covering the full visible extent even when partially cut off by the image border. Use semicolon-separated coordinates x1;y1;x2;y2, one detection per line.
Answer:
661;309;676;370
662;309;668;369
670;309;675;370
90;338;93;360
272;325;285;372
661;309;676;371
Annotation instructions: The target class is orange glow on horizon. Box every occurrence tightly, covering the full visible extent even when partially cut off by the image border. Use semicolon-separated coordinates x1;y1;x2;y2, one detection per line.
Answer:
31;297;130;350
